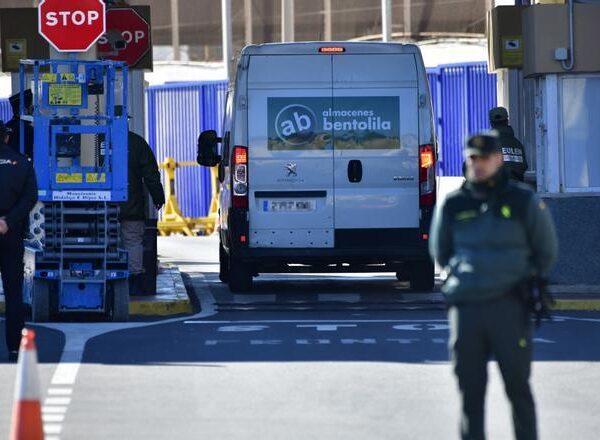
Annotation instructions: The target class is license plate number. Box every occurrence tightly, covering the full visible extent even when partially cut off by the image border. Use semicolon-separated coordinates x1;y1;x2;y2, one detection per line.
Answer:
265;200;316;212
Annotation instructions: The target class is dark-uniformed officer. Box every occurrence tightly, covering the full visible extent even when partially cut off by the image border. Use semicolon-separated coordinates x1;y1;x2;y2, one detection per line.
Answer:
0;121;38;362
429;132;558;440
490;107;527;181
119;131;165;296
6;89;34;159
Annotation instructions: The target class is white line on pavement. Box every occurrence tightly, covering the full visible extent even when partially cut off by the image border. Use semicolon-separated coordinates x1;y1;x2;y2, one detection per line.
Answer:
43;424;62;435
554;315;600;323
184;319;450;324
47;388;73;396
43;414;66;423
42;406;68;414
45;397;71;406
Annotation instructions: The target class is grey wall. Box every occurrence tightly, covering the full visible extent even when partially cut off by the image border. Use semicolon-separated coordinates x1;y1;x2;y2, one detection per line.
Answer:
544;196;600;285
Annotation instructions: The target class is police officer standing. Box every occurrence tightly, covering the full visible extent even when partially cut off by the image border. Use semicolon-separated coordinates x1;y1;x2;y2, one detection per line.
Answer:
5;90;34;159
119;131;165;296
490;107;527;181
429;132;558;440
0;121;38;362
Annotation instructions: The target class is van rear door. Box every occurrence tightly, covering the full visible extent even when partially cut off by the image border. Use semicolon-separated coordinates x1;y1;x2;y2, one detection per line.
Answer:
247;55;335;248
331;54;420;245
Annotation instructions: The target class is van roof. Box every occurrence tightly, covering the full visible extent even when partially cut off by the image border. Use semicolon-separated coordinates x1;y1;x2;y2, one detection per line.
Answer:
241;41;421;56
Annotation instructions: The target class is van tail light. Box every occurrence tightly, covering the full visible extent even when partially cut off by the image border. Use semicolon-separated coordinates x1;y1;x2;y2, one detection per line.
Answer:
419;144;436;207
232;146;249;209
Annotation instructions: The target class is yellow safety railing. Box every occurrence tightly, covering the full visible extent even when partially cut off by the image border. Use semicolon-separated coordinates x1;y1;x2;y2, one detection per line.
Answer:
157;157;218;237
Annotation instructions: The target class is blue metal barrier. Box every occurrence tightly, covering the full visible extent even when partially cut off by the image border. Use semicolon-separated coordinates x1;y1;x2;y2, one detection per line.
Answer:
147;81;228;218
0;98;12;123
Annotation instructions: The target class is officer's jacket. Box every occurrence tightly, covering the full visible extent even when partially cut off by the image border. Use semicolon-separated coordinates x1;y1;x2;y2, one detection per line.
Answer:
5;117;34;159
0;144;38;235
429;170;558;304
119;131;165;221
496;124;528;181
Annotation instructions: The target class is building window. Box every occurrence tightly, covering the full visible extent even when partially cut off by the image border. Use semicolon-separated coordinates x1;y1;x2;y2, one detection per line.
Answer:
561;76;600;191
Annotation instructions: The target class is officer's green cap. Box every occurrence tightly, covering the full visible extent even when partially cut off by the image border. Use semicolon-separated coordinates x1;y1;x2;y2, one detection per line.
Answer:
464;130;501;157
489;106;509;123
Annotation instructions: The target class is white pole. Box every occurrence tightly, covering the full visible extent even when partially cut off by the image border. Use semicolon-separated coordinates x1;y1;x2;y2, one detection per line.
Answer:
404;0;411;39
171;0;180;61
222;0;233;80
244;0;253;45
324;0;332;41
281;0;295;42
381;0;392;42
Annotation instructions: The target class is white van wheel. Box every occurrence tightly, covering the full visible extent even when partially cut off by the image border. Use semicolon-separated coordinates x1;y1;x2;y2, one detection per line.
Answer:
219;241;230;283
228;257;253;292
409;260;435;292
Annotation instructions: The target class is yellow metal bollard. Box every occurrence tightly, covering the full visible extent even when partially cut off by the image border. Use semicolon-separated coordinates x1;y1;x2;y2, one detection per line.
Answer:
157;158;219;236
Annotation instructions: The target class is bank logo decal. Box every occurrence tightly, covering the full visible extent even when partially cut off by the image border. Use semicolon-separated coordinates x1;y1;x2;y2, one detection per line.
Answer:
268;97;400;151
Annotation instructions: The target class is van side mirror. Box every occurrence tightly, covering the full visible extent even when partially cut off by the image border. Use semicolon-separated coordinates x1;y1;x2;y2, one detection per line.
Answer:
197;130;222;167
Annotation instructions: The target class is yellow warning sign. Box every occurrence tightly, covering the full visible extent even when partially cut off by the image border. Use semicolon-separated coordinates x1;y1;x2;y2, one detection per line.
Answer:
60;73;76;82
48;84;83;106
41;73;57;83
56;173;83;183
501;36;523;67
86;173;106;183
5;39;26;71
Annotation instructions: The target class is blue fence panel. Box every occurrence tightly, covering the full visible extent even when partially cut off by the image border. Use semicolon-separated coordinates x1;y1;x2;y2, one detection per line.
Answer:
432;62;497;176
0;98;11;123
147;81;228;218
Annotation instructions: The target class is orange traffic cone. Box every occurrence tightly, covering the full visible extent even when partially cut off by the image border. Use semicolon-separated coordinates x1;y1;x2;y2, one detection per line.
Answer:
9;329;44;440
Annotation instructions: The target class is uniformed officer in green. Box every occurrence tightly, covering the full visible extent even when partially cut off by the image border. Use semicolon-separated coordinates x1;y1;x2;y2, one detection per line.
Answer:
429;132;558;440
490;107;528;181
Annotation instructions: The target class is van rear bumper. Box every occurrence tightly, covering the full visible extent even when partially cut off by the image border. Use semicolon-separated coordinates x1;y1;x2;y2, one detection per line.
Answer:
234;228;430;268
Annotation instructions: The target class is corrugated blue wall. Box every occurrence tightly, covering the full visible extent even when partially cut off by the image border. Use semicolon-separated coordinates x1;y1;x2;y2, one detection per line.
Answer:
147;81;228;218
431;63;497;176
145;63;496;217
0;98;12;123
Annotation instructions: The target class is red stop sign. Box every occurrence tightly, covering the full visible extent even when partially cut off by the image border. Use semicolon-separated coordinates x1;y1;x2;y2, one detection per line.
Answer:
97;8;151;67
38;0;106;52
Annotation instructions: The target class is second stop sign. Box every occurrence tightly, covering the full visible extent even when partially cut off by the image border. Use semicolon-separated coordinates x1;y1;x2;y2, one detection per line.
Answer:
97;8;151;67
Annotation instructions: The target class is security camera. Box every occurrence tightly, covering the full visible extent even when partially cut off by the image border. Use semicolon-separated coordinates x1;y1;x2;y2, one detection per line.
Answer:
98;29;127;52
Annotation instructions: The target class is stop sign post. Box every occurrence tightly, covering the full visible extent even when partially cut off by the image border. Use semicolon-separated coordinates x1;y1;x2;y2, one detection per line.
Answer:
38;0;106;52
97;8;151;67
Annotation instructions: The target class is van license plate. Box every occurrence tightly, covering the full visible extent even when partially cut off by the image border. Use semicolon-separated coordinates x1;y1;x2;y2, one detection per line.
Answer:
266;200;316;212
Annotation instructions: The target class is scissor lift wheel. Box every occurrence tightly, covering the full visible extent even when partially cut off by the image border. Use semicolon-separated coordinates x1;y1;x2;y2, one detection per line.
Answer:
32;280;50;322
111;279;129;322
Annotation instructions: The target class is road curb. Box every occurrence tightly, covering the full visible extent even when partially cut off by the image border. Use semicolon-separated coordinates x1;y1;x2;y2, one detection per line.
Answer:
129;264;193;316
552;299;600;311
0;264;193;317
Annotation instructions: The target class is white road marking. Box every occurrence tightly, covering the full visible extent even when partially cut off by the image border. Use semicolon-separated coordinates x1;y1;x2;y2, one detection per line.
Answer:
297;324;357;331
533;338;556;344
185;319;450;324
47;388;73;396
555;315;600;323
45;397;71;406
217;325;269;332
43;424;63;435
42;406;68;414
43;414;66;423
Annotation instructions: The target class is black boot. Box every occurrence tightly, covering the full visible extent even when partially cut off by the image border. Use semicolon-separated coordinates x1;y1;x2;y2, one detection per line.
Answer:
128;274;141;296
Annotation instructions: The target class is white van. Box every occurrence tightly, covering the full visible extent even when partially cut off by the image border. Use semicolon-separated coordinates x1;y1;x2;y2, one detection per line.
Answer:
197;42;437;292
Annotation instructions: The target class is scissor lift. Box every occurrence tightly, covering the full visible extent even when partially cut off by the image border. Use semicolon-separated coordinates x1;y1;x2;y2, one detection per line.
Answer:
20;58;130;322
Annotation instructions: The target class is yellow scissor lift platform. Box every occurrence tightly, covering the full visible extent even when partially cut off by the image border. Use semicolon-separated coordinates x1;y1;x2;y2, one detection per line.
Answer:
158;157;218;237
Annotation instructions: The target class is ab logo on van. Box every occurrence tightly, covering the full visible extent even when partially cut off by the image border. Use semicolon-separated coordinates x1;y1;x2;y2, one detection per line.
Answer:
268;97;400;151
275;104;318;147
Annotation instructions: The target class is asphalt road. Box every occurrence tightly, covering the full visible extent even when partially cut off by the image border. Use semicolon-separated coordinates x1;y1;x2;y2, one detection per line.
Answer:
1;236;600;439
